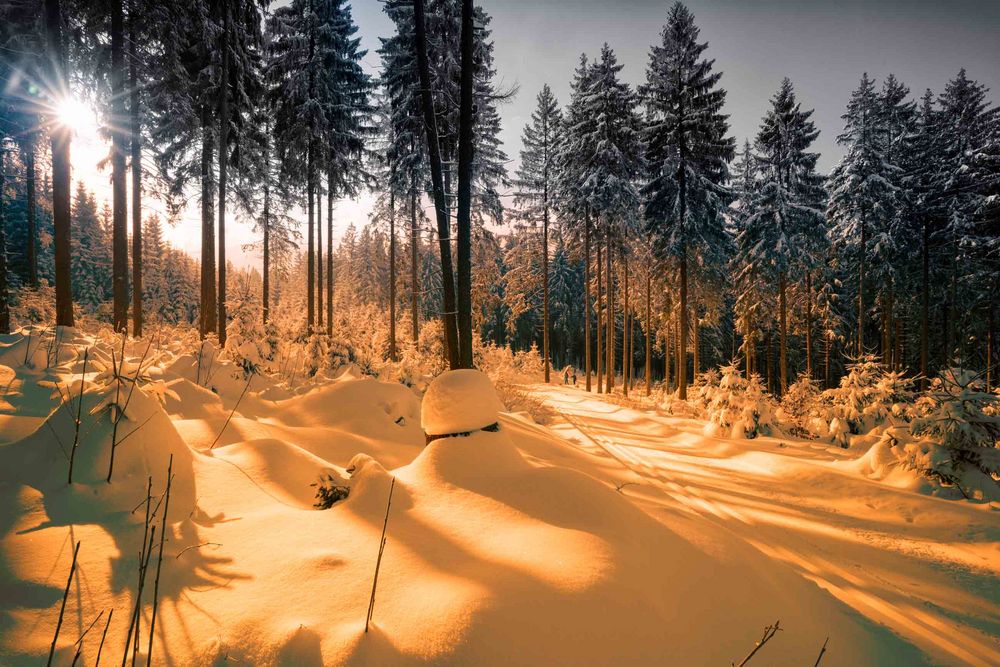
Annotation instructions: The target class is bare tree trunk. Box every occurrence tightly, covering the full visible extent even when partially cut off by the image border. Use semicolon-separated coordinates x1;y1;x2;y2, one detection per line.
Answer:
596;240;603;393
0;145;8;333
217;4;230;347
857;219;866;356
678;246;688;399
410;177;419;343
584;208;592;391
389;185;397;361
414;0;459;369
542;191;550;382
317;182;323;331
26;137;38;288
779;271;788;394
199;108;216;338
645;254;651;396
454;0;475;369
111;0;129;333
920;217;929;389
805;270;812;378
262;168;270;324
129;1;142;336
47;0;73;327
606;231;614;391
692;297;699;379
988;302;994;392
765;330;773;393
622;250;629;397
327;174;333;335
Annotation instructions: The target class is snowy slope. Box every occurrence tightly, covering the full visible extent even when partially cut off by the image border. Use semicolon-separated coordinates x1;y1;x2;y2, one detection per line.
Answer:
0;330;996;665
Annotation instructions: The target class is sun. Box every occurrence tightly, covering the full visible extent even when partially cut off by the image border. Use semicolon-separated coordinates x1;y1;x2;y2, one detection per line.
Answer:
55;96;97;134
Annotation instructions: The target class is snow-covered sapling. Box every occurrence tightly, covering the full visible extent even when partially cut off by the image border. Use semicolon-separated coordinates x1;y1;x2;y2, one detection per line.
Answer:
313;474;350;509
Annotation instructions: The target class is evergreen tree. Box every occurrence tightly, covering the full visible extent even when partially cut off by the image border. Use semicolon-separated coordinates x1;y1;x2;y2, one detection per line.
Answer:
514;84;563;381
642;1;734;399
70;184;111;310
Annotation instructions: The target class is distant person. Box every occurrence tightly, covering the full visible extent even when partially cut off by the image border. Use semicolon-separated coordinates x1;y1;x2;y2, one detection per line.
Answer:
572;370;578;386
563;369;569;385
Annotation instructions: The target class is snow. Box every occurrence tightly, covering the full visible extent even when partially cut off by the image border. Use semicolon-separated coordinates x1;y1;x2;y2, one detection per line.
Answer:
420;369;505;436
1;330;998;666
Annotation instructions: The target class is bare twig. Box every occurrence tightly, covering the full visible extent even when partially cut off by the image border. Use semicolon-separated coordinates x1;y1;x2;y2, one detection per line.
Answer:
614;481;639;493
814;637;829;666
68;347;89;484
95;608;113;666
47;540;81;666
365;477;396;633
146;455;174;664
734;620;781;667
122;477;152;667
175;542;222;559
108;340;153;483
71;609;105;665
210;373;254;449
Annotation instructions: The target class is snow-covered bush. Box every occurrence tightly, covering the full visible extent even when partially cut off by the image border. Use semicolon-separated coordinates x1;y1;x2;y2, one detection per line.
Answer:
692;368;721;414
225;293;272;377
907;369;1000;499
780;373;822;438
10;284;57;327
705;364;776;439
313;474;350;509
826;355;886;435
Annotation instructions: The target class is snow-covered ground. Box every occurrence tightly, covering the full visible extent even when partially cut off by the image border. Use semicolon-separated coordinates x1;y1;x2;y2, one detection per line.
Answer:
0;329;997;665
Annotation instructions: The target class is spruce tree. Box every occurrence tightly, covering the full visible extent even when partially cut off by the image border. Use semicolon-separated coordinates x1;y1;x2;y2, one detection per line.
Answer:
515;84;563;381
642;1;734;399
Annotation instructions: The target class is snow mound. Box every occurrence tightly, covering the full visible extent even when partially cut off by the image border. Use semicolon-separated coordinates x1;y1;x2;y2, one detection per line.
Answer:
421;369;505;436
210;438;349;509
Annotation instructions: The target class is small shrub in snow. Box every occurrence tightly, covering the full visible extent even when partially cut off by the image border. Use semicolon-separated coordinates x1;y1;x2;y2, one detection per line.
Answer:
693;369;721;414
827;355;886;435
907;369;1000;499
225;293;271;377
313;474;350;509
705;364;776;439
780;373;822;438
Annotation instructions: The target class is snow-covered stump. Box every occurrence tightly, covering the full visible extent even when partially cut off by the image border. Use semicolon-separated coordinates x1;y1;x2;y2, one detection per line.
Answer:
421;369;507;444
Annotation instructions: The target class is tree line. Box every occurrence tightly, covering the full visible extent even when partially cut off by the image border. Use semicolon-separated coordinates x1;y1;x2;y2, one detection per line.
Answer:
2;1;998;395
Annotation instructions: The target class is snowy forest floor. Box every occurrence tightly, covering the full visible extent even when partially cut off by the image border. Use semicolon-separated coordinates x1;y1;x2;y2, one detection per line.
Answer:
525;383;1000;666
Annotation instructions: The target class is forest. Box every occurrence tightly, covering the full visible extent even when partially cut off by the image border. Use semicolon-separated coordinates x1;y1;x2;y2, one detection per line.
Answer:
1;0;999;665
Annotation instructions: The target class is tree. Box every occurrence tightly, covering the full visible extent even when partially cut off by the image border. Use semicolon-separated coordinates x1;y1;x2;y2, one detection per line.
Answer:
45;0;73;326
827;73;900;358
515;84;563;381
642;1;734;399
735;78;825;393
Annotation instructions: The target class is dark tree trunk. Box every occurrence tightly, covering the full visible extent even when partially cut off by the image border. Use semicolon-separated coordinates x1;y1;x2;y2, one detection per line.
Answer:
199;109;216;338
596;239;603;393
622;251;629;396
920;218;929;389
454;0;475;369
306;148;315;333
46;0;73;327
111;0;129;333
542;192;550;382
606;231;614;391
805;271;812;378
414;0;460;369
678;248;688;399
26;137;38;288
262;169;270;324
410;176;419;343
389;184;397;361
317;182;323;331
778;271;787;394
857;219;866;356
645;255;651;396
129;1;142;336
327;176;333;335
584;208;591;391
0;145;8;333
217;5;230;347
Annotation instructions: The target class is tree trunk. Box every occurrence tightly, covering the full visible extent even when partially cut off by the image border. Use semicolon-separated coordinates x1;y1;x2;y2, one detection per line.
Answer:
692;298;699;379
389;184;397;361
606;232;614;391
645;255;651;396
920;217;929;390
596;239;603;393
262;163;270;324
317;183;323;331
988;303;994;392
584;208;592;391
26;136;38;288
542;193;550;382
857;219;865;356
678;247;688;399
410;176;419;343
414;0;459;369
453;0;475;369
129;1;142;336
306;148;315;333
111;0;129;334
0;144;8;333
199;108;216;338
327;178;333;335
805;271;812;378
824;335;831;389
622;251;629;397
765;329;773;393
779;271;788;394
217;5;230;346
47;0;73;327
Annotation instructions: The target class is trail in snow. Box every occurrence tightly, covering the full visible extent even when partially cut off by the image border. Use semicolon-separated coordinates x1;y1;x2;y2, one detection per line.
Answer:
528;383;1000;667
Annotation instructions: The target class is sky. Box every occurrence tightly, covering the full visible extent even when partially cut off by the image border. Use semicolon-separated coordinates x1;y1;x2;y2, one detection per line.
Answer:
68;0;1000;271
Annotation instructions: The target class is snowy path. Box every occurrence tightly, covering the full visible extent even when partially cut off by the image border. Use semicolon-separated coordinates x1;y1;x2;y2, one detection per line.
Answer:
527;384;1000;667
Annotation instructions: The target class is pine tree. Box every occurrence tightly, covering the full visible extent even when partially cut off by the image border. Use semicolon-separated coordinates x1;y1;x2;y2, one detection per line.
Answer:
642;1;734;399
70;185;111;311
515;84;563;381
735;78;825;393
